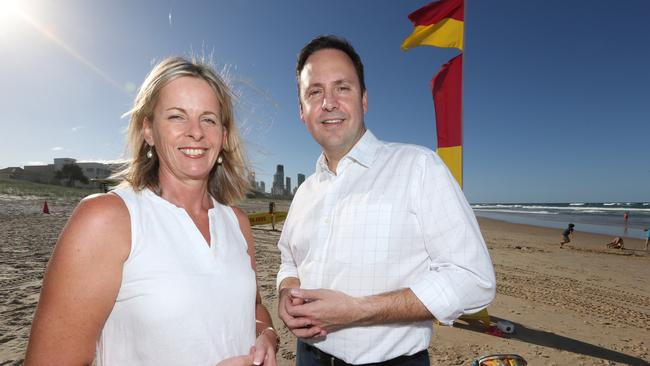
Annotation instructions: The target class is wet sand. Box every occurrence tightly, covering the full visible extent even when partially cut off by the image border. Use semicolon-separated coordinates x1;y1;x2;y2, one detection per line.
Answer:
1;195;648;365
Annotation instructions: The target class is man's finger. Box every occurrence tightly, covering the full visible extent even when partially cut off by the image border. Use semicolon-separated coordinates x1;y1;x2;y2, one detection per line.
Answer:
286;301;317;318
291;325;325;338
290;288;321;300
290;296;305;306
282;314;316;330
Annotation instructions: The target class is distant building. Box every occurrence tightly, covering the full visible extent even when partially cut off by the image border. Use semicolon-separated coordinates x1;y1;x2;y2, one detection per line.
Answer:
248;171;257;189
77;162;114;182
297;173;305;188
258;181;265;193
0;167;21;178
5;158;119;189
285;177;291;195
23;164;56;184
53;158;76;171
272;164;285;197
0;167;54;183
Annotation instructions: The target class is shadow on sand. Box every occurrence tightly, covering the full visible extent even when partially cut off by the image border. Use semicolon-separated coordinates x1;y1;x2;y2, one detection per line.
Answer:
454;316;649;365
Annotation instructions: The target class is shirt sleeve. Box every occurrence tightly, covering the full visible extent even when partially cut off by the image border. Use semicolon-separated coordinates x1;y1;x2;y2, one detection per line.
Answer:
408;151;496;325
276;210;299;290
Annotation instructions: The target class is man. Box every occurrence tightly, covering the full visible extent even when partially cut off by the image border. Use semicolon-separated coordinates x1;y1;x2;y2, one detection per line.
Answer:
277;35;495;366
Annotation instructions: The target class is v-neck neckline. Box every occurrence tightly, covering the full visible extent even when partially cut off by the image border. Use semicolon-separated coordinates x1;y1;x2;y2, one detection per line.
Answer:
144;189;217;249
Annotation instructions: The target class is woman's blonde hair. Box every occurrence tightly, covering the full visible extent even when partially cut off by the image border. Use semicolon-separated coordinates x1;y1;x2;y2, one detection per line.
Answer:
116;56;250;205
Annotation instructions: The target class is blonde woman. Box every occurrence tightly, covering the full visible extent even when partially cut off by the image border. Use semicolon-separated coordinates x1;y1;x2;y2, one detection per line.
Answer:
25;57;278;366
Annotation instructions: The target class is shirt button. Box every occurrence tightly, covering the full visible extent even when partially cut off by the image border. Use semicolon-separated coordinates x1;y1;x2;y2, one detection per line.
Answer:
324;217;330;224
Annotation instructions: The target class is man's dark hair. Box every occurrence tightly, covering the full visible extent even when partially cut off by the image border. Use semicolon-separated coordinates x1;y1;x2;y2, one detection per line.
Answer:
296;35;366;95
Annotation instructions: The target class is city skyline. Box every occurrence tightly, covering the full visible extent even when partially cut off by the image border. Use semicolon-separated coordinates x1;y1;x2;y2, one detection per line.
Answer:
7;157;306;195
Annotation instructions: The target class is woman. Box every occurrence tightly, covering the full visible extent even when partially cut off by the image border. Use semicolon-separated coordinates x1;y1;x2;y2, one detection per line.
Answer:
25;57;278;365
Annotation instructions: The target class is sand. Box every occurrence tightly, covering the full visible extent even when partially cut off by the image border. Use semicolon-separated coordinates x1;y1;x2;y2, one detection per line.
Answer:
1;195;648;365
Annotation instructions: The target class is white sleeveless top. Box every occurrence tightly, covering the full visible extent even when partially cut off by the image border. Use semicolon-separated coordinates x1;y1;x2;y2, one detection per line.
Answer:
96;187;256;365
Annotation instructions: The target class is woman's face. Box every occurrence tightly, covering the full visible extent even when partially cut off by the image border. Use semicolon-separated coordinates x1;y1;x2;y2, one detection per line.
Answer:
143;76;227;185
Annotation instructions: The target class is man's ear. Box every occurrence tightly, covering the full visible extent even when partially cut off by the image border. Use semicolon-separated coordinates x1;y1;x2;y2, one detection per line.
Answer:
362;90;368;114
143;117;154;146
298;100;306;125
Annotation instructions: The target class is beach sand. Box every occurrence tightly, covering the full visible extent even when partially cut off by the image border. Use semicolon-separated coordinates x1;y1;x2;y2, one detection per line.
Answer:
1;195;648;365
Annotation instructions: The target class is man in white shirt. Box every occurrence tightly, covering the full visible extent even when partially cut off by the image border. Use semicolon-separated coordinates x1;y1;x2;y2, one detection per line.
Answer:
277;35;496;366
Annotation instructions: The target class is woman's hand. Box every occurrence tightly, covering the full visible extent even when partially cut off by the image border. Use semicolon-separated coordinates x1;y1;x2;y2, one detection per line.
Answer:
251;328;278;366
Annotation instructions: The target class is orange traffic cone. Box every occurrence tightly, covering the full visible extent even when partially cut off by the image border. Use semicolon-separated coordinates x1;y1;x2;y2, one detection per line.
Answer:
42;201;50;214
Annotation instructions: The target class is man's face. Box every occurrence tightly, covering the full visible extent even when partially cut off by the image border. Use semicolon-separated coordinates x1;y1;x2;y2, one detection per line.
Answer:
298;48;367;162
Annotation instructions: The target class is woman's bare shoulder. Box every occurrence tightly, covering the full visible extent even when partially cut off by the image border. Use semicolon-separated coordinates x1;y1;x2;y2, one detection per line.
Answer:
62;193;131;257
231;206;248;222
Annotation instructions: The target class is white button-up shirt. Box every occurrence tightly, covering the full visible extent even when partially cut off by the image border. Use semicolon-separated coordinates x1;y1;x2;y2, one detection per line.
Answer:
277;130;495;364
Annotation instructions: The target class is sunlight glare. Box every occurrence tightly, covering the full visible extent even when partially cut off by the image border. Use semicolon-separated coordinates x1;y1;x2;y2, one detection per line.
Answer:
0;0;31;42
0;0;23;27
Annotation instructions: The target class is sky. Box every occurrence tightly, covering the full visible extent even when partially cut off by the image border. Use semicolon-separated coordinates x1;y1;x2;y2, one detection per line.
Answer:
1;0;649;203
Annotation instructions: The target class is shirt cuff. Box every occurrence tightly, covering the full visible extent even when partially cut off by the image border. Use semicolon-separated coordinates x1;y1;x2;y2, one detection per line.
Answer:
409;274;464;325
276;267;299;291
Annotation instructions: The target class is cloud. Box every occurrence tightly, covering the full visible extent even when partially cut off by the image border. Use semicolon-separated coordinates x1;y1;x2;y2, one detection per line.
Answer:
51;146;64;151
71;126;84;132
24;161;47;166
78;158;127;165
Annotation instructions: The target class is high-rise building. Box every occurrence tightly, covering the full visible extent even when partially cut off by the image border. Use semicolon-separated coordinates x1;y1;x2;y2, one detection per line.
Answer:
285;177;291;195
247;171;257;190
297;173;305;188
258;181;265;193
271;165;285;196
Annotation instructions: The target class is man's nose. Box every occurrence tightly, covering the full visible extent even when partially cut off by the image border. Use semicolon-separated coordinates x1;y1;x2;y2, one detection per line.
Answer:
321;90;339;111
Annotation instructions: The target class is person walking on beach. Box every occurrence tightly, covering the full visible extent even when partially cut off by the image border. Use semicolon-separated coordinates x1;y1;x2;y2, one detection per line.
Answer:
645;228;650;251
269;201;277;231
277;35;496;366
560;223;575;248
25;57;278;366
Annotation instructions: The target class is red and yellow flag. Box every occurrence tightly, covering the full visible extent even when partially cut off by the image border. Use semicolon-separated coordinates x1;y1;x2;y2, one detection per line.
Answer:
431;54;463;186
401;0;464;51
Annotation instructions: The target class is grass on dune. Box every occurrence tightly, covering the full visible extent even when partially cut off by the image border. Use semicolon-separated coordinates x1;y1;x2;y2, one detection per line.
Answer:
0;178;98;199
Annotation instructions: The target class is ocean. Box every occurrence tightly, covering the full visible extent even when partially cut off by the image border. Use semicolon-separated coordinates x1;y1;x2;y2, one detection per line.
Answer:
472;202;650;240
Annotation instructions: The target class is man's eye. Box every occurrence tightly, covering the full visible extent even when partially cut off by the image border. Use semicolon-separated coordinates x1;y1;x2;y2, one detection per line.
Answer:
308;90;322;97
169;115;183;120
202;118;217;124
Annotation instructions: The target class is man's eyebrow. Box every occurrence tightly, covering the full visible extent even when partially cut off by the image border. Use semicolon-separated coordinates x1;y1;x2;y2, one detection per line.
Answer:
333;79;352;85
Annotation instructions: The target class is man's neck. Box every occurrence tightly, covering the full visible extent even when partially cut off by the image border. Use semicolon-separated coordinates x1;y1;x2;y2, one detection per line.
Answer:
323;128;367;175
324;154;342;175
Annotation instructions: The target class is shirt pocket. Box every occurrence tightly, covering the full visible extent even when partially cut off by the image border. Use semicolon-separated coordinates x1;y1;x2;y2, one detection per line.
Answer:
331;202;393;264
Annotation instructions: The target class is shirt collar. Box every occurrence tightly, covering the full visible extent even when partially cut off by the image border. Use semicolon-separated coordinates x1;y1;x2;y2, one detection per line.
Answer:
315;129;381;175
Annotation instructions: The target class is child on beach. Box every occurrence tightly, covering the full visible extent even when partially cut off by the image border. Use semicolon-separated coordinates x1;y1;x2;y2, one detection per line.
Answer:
606;237;624;249
560;223;575;248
